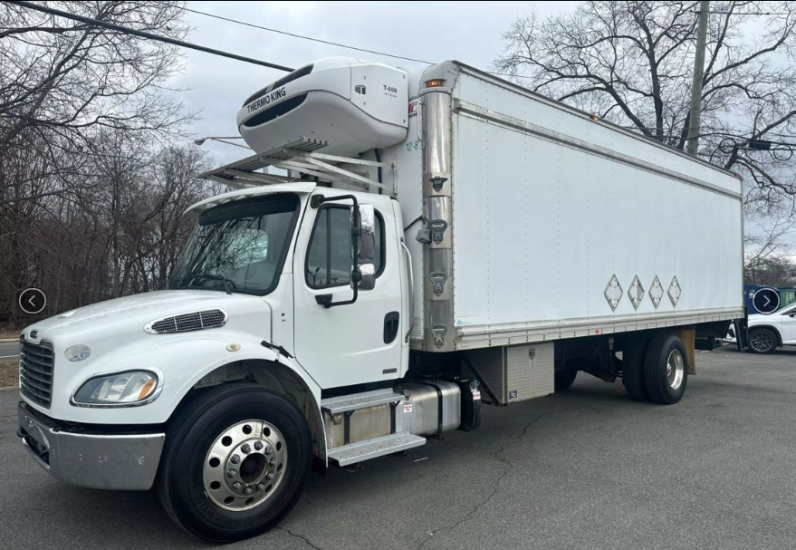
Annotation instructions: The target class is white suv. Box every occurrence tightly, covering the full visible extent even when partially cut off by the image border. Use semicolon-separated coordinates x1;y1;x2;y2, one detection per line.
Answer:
726;302;796;353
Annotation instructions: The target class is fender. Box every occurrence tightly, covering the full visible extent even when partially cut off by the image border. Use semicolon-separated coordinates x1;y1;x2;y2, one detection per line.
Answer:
172;332;328;463
46;329;323;436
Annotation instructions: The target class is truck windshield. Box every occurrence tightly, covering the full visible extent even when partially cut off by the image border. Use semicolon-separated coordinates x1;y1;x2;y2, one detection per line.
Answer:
170;194;300;295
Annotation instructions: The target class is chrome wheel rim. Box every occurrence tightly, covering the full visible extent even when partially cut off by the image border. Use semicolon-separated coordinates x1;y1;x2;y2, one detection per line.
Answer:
665;349;685;390
203;420;287;511
750;330;774;353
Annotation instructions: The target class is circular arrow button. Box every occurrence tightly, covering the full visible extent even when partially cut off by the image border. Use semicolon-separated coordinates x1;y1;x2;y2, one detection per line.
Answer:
752;288;780;315
18;288;47;315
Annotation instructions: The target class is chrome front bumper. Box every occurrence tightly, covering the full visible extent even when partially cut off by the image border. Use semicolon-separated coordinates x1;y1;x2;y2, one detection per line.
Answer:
17;402;165;491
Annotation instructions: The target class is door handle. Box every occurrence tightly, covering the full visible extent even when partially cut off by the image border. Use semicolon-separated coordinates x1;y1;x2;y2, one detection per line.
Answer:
384;312;400;344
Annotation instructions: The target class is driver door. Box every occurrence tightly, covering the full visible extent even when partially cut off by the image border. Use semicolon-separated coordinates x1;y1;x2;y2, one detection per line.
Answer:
292;190;403;389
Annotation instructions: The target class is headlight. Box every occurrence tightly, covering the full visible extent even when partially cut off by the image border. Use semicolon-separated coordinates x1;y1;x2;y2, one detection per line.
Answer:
64;344;91;362
71;370;162;407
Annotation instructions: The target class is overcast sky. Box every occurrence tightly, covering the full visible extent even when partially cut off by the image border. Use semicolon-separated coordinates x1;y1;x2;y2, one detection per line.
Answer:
173;1;572;163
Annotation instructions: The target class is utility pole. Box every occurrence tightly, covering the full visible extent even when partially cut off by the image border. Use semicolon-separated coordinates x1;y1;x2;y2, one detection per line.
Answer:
687;0;710;156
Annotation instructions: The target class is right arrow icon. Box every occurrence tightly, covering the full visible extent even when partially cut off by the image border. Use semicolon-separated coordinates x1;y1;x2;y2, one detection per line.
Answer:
752;288;780;315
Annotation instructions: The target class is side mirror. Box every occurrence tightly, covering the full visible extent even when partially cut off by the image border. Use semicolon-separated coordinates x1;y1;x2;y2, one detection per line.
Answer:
351;204;376;291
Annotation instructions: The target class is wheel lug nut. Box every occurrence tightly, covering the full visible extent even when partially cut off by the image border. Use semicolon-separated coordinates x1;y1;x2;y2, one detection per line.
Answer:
230;455;241;464
264;446;272;455
241;444;251;454
254;441;264;451
226;469;236;479
269;459;276;468
233;481;242;491
257;483;265;491
266;472;274;480
244;486;254;495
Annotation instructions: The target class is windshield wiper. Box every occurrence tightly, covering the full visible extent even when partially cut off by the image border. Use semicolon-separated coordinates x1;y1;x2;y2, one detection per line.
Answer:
181;274;238;295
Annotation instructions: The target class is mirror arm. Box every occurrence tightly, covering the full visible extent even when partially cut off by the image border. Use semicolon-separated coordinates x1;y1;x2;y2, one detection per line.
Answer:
310;194;360;308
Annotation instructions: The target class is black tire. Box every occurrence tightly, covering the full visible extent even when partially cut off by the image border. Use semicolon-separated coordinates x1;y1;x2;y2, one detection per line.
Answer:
623;336;650;402
158;384;312;543
554;369;577;392
747;327;778;354
643;333;688;405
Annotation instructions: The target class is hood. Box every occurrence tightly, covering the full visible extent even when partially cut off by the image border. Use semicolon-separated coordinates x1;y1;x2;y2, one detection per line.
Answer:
23;290;273;350
19;289;278;424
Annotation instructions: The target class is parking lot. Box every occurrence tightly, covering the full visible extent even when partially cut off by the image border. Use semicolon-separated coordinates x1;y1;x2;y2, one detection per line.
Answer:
1;344;794;550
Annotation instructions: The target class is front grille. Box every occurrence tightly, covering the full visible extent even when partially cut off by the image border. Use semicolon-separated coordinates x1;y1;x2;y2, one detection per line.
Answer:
147;309;227;334
19;337;54;408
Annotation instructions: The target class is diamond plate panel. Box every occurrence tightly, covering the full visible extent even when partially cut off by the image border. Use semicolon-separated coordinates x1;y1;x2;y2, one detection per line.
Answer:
506;343;555;402
463;344;554;404
668;276;682;307
649;276;664;308
604;274;623;311
328;433;426;466
628;275;645;310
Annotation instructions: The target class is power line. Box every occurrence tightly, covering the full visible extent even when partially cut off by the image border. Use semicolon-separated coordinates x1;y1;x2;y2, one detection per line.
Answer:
6;0;294;72
173;4;435;66
693;10;793;16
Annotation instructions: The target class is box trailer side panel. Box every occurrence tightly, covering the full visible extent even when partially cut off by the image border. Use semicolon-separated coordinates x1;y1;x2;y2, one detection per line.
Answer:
449;66;743;349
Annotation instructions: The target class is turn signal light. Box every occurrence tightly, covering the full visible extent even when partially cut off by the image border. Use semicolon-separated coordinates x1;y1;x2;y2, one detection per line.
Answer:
425;79;446;88
139;378;156;400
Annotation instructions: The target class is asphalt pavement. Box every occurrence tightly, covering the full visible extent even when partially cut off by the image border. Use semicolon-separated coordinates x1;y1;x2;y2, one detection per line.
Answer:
0;340;19;359
1;345;795;549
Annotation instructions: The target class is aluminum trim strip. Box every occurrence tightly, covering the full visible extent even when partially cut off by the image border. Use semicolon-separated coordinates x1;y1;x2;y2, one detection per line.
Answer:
457;307;743;337
54;431;166;440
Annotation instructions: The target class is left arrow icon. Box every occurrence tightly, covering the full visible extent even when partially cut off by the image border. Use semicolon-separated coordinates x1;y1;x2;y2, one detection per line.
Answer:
18;288;46;315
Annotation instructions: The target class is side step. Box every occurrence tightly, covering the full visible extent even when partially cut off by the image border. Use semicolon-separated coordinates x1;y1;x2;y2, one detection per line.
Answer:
327;433;426;466
321;389;404;415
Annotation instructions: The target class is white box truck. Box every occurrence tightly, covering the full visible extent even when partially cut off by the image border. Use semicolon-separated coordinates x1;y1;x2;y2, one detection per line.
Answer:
17;57;744;542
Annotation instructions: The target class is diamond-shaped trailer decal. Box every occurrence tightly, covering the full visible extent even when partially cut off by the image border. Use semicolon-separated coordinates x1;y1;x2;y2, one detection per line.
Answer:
628;275;645;310
604;275;623;311
649;276;664;308
668;276;682;307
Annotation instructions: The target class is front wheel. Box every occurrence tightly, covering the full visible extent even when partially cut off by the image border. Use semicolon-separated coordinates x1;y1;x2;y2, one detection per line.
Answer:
158;384;312;542
748;327;778;354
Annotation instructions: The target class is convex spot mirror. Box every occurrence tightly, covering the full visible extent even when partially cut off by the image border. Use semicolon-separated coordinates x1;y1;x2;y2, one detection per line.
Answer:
351;204;376;291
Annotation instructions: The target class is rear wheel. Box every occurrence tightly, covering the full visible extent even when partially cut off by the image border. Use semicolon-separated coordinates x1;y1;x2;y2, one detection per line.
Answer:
622;336;650;402
158;384;312;542
554;369;577;392
644;333;688;405
748;327;778;354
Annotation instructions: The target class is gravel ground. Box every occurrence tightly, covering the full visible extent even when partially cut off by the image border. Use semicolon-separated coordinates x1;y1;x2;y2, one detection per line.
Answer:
1;344;794;550
0;359;17;388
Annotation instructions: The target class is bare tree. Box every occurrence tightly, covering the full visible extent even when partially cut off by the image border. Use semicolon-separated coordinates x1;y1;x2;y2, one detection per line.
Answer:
495;1;796;213
745;215;796;285
0;1;218;328
0;1;192;206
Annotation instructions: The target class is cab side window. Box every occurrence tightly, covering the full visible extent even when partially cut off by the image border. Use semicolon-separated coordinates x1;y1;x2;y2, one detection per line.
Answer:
306;206;384;289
